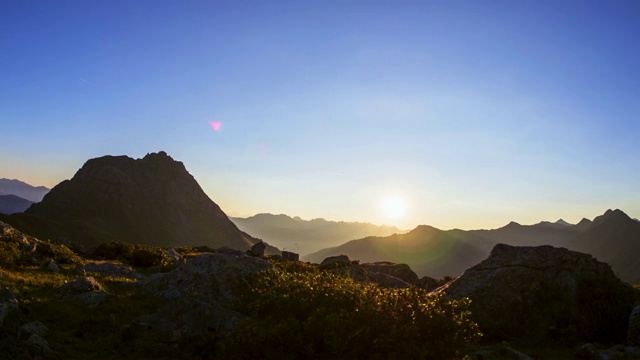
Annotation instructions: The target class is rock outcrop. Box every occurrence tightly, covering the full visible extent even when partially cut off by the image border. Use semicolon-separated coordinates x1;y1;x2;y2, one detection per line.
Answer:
437;244;635;344
8;152;263;251
136;252;273;349
360;261;419;284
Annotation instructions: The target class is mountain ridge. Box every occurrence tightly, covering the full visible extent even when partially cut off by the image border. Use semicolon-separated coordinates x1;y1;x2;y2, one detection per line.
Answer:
231;213;402;256
307;208;640;283
0;178;50;202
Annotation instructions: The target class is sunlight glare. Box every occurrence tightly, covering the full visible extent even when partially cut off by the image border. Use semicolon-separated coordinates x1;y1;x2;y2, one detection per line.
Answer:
381;196;406;220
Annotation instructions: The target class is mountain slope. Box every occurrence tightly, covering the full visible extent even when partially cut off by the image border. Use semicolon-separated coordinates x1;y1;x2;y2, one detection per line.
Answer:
2;152;261;250
0;194;34;214
567;209;640;283
231;213;401;256
0;178;49;202
305;225;492;278
307;209;640;283
470;219;583;248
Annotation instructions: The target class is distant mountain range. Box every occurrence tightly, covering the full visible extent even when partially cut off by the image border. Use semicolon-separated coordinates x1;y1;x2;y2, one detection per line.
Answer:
231;213;402;256
305;209;640;284
0;178;49;202
0;194;34;214
0;152;268;252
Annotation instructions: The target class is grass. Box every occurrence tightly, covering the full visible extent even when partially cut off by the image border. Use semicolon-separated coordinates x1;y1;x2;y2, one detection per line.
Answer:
0;265;178;360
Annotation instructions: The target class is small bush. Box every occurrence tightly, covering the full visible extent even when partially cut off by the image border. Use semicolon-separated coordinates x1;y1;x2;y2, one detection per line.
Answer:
221;263;481;359
0;241;21;267
129;246;170;268
37;240;83;264
93;241;135;261
92;241;170;268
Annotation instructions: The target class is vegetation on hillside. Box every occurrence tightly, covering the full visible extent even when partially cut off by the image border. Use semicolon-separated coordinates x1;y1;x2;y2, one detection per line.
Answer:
221;259;481;359
0;234;483;359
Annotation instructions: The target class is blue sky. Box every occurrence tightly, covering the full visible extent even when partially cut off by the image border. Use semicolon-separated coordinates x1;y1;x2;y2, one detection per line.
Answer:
1;0;639;230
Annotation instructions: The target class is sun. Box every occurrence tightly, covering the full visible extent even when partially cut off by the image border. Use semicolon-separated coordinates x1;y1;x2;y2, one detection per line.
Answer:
381;195;407;220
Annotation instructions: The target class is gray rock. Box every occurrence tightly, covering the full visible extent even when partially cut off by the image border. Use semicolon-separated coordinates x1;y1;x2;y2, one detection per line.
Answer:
576;343;640;360
24;334;51;357
47;260;60;272
0;288;18;327
360;262;419;284
167;248;185;265
77;262;147;281
436;244;635;343
282;250;299;261
18;321;48;341
58;276;102;296
365;272;411;288
76;291;114;308
146;252;272;302
249;241;266;257
629;306;640;346
319;255;351;269
470;345;534;360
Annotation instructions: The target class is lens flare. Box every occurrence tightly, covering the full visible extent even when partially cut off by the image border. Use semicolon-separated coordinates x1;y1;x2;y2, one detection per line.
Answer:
209;121;222;132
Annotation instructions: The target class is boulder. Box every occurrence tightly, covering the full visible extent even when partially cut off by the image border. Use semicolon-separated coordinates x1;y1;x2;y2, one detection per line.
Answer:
0;288;18;327
18;321;48;341
24;334;51;357
77;262;146;281
146;252;272;303
629;306;640;346
575;343;640;360
360;262;419;284
47;259;60;272
365;272;411;289
138;253;271;353
319;255;351;270
167;248;185;265
436;244;635;343
58;277;102;296
248;241;266;258
282;250;299;261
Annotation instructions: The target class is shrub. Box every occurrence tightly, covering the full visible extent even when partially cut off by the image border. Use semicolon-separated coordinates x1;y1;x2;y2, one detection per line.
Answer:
92;241;170;268
221;262;481;359
0;241;21;267
129;246;170;268
36;240;83;264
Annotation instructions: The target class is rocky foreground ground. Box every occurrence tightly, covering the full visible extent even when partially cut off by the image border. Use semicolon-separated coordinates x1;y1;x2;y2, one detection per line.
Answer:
2;220;640;359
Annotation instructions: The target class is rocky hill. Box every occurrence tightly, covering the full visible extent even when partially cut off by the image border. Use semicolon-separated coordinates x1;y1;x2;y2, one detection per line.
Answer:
0;152;264;252
0;178;49;202
231;213;401;256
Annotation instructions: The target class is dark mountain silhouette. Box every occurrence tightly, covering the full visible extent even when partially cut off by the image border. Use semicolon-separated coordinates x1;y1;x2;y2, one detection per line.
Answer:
0;152;263;251
0;194;34;214
231;213;401;256
0;178;49;202
307;209;640;283
568;209;640;283
305;225;493;279
469;219;582;247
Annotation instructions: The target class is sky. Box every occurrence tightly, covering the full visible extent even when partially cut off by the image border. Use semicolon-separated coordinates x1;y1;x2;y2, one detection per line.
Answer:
1;0;640;230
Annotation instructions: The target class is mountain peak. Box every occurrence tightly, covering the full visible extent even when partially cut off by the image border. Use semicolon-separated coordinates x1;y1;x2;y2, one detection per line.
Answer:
554;219;572;226
593;209;631;225
22;152;256;249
